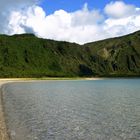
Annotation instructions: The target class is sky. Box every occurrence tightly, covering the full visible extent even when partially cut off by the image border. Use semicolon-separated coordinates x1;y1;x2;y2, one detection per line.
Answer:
0;0;140;44
40;0;140;15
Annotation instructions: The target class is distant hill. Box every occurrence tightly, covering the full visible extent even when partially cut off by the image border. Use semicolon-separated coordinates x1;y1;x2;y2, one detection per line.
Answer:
0;31;140;78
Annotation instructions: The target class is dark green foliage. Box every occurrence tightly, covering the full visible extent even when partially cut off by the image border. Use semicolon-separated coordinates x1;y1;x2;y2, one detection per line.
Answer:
0;31;140;78
79;64;93;76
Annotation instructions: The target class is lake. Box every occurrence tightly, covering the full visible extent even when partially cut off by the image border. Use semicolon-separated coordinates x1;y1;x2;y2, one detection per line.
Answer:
2;79;140;140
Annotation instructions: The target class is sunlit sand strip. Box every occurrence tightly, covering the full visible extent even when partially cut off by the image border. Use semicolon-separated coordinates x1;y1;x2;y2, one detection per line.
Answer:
85;77;105;80
0;79;24;140
0;96;9;140
0;80;12;140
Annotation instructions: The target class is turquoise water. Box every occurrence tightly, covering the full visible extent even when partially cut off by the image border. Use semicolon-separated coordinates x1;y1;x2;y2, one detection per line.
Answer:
2;79;140;140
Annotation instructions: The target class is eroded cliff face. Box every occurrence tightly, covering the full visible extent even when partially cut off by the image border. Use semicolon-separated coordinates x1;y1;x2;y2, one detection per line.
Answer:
84;31;140;76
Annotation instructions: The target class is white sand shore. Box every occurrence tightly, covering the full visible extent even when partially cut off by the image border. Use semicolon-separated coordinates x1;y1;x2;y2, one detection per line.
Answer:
0;79;23;140
0;80;12;140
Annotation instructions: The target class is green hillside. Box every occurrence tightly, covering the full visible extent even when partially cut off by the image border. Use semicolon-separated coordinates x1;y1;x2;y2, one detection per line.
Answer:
0;31;140;78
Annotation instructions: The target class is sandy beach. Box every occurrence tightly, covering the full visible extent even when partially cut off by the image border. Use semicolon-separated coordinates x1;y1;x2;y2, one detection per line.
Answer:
0;91;9;140
0;80;12;140
0;79;23;140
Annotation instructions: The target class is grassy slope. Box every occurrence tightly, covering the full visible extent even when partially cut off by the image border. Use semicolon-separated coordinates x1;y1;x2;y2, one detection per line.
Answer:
0;31;140;78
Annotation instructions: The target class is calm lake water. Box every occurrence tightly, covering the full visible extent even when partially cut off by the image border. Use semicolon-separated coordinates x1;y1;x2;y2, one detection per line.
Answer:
2;79;140;140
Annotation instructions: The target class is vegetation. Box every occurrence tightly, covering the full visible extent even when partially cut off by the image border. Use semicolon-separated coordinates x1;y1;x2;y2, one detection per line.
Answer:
0;31;140;78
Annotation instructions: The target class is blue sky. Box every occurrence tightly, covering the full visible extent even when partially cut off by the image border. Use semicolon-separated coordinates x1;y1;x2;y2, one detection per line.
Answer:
1;0;140;44
40;0;140;15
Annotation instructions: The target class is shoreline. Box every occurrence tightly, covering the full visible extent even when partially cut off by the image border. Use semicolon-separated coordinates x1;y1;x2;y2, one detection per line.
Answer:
0;81;12;140
0;90;9;140
0;77;102;140
0;77;139;140
0;79;25;140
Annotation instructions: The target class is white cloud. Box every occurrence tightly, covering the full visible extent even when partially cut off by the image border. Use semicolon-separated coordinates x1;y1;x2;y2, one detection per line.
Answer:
71;3;103;26
1;1;140;44
0;0;39;33
0;0;37;13
104;1;136;18
8;5;105;44
104;1;140;37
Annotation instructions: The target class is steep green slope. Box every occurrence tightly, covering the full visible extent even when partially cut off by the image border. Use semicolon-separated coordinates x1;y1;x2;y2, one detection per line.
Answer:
0;31;140;78
85;31;140;76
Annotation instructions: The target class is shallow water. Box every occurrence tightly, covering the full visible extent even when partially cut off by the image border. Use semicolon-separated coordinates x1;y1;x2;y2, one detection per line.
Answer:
2;79;140;140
